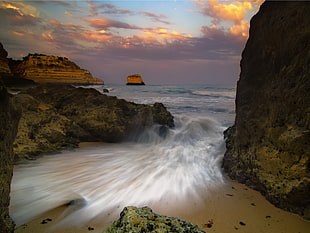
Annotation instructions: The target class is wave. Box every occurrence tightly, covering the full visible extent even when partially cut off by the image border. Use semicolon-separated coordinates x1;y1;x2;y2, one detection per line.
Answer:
190;90;235;99
10;115;227;229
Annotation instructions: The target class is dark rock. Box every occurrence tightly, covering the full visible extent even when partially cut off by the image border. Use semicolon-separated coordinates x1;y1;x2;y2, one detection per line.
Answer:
239;221;246;226
105;206;205;233
12;93;84;159
13;84;174;159
0;84;21;232
223;1;310;219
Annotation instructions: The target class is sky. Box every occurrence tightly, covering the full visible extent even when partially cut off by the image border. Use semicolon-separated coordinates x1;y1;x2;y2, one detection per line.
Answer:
0;0;264;85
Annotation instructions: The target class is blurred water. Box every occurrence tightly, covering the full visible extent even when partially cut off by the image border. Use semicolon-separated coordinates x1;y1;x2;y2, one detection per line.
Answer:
10;85;236;227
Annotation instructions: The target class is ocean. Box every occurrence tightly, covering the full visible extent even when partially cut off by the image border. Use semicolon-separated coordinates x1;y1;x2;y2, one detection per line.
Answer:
10;84;236;228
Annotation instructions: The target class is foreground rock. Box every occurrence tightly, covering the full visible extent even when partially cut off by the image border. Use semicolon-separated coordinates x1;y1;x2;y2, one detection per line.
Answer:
0;85;20;232
13;84;174;159
223;1;310;219
12;54;103;85
106;206;205;233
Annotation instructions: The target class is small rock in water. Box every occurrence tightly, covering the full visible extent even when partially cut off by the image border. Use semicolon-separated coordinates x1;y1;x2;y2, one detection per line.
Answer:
239;221;246;226
66;198;87;207
88;226;95;231
40;218;52;224
204;219;214;228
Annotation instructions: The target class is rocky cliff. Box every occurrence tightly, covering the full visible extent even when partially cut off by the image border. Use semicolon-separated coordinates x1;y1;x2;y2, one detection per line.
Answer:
0;85;20;232
13;84;174;159
106;206;205;233
14;54;104;85
0;43;12;78
223;1;310;219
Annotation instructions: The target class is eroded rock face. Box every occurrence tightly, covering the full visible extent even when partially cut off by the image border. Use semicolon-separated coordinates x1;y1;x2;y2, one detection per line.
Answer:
13;54;104;85
105;206;205;233
0;43;12;77
223;1;310;219
13;84;174;159
0;85;20;232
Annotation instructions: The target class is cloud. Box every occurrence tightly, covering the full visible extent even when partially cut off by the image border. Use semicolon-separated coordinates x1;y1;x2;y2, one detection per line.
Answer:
0;2;41;26
86;18;141;30
12;31;25;37
193;0;263;38
207;0;253;24
141;11;171;25
88;2;132;16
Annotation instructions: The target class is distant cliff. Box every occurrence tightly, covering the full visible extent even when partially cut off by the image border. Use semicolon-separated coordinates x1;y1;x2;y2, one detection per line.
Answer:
13;54;104;85
223;1;310;219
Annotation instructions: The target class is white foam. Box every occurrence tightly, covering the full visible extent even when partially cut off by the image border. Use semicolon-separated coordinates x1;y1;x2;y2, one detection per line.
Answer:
10;115;226;227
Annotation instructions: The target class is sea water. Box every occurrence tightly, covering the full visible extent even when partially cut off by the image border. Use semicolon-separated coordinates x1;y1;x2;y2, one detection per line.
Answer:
10;84;236;228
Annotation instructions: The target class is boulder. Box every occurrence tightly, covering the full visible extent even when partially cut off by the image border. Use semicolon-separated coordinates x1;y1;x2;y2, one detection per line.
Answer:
105;206;205;233
223;1;310;219
13;84;174;159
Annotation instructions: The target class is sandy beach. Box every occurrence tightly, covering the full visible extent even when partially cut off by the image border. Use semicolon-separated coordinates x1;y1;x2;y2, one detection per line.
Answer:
14;179;310;233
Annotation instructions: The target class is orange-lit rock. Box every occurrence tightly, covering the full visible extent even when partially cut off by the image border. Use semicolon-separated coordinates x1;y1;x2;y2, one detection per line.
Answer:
126;74;145;85
14;54;104;85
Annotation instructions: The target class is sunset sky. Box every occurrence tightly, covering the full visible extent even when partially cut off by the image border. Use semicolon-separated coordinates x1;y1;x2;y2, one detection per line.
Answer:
0;0;263;85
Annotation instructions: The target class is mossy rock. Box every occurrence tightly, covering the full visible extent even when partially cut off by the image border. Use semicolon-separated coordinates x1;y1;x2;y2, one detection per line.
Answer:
106;206;205;233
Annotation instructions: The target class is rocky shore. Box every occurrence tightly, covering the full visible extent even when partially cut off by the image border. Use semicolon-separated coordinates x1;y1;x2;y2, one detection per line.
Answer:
1;0;309;231
223;0;310;219
13;84;174;160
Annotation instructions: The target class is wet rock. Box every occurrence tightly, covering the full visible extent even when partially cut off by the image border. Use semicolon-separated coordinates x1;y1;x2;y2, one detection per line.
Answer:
13;84;174;159
223;1;310;219
105;206;205;233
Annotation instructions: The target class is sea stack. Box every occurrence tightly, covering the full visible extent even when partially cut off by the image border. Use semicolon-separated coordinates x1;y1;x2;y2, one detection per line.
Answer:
12;54;104;85
126;74;145;85
223;1;310;219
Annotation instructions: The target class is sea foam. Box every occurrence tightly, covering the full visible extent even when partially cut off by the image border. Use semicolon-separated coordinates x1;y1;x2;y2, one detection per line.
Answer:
10;115;226;227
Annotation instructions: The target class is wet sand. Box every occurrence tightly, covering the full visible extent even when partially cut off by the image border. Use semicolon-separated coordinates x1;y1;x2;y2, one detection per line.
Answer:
14;180;310;233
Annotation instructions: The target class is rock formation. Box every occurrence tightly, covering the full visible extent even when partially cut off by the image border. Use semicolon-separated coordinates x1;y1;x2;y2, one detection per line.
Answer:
223;1;310;219
13;84;174;159
13;54;104;85
106;206;205;233
126;74;145;85
0;43;12;77
0;84;20;232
